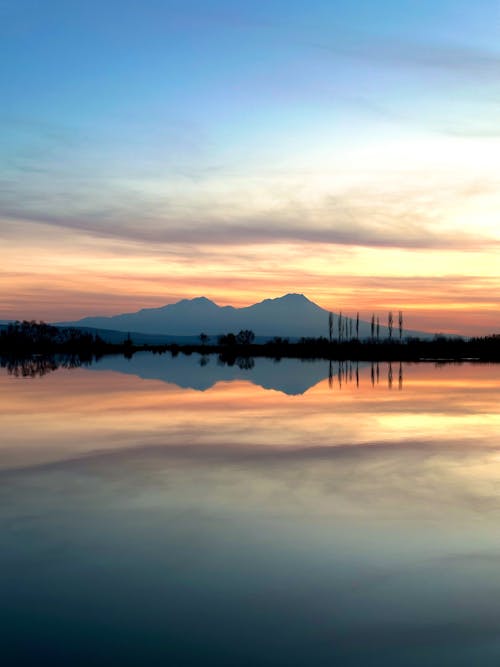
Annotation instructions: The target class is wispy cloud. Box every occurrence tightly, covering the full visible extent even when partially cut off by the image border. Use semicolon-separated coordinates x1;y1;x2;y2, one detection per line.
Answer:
0;208;489;250
2;175;498;251
319;38;500;78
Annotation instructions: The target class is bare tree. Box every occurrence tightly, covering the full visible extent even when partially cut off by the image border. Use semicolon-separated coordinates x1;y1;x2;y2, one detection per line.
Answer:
371;314;375;340
398;311;403;340
328;312;333;343
388;311;393;340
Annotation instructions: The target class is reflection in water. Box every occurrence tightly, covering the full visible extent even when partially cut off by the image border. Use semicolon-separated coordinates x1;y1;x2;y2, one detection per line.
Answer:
1;358;500;665
0;357;498;473
3;353;405;394
1;354;90;378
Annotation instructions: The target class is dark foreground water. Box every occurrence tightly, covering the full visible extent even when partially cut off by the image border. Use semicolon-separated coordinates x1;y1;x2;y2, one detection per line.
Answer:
1;355;500;666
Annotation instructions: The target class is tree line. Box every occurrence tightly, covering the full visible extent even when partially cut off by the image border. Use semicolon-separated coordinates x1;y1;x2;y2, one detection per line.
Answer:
0;320;125;356
1;318;499;363
329;310;404;342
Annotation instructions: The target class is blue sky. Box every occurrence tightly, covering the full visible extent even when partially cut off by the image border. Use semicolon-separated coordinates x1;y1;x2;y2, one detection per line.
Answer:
2;0;498;178
1;0;499;332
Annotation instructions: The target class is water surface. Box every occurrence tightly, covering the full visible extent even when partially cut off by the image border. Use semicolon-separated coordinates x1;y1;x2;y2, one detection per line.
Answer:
1;355;500;665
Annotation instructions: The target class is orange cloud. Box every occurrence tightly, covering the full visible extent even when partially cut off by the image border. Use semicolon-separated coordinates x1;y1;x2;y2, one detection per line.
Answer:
2;218;499;334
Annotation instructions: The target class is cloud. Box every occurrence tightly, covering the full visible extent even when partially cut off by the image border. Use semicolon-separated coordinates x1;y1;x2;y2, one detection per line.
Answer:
315;274;500;305
308;33;500;137
330;39;500;78
1;184;497;251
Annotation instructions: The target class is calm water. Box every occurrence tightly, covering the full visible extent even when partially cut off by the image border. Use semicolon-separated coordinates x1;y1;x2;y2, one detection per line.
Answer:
1;354;500;666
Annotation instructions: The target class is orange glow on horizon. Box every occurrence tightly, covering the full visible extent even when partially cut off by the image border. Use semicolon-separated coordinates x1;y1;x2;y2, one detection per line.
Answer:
2;220;499;335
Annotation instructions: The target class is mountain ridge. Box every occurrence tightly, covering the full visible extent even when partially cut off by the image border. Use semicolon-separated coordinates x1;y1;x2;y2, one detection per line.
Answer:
56;293;429;340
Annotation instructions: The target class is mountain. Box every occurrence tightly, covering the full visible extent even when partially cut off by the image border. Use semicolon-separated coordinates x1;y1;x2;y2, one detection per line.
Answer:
57;293;426;339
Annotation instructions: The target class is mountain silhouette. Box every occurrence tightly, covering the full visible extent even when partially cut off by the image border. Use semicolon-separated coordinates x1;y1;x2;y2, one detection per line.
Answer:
58;293;420;339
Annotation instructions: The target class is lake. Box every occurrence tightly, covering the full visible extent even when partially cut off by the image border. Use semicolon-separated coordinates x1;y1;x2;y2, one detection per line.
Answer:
1;354;500;665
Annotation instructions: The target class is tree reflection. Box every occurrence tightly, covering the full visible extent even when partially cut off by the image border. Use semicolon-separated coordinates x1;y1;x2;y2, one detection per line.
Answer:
1;354;91;378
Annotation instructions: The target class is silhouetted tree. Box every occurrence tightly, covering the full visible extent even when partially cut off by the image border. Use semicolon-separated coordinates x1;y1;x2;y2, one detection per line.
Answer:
338;312;342;342
218;333;236;346
356;312;359;340
199;332;209;346
328;312;333;343
123;333;134;358
398;311;403;340
388;311;393;340
268;336;288;345
371;314;375;340
376;316;380;341
236;329;255;345
0;320;98;354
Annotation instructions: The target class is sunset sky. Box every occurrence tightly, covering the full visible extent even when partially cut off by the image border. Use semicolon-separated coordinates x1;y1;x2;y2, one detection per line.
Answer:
1;0;499;334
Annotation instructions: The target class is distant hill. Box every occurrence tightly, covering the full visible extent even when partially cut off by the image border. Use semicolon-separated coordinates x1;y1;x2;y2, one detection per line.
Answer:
51;326;201;346
57;293;429;339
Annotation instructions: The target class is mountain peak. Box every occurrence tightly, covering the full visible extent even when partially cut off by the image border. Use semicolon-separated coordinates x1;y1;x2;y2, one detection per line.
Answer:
280;293;310;302
176;296;217;307
260;293;317;307
190;296;215;305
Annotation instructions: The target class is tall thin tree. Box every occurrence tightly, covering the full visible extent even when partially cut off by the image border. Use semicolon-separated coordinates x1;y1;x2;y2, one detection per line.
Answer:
356;312;359;340
388;311;393;340
338;311;342;342
371;314;375;340
376;316;380;341
398;310;403;341
328;312;333;343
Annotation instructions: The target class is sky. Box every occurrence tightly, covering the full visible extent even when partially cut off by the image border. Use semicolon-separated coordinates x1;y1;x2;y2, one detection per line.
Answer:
1;0;499;334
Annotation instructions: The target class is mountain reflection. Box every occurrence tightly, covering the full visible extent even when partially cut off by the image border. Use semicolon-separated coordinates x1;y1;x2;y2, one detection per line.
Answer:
1;357;498;473
81;352;407;395
0;352;421;393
